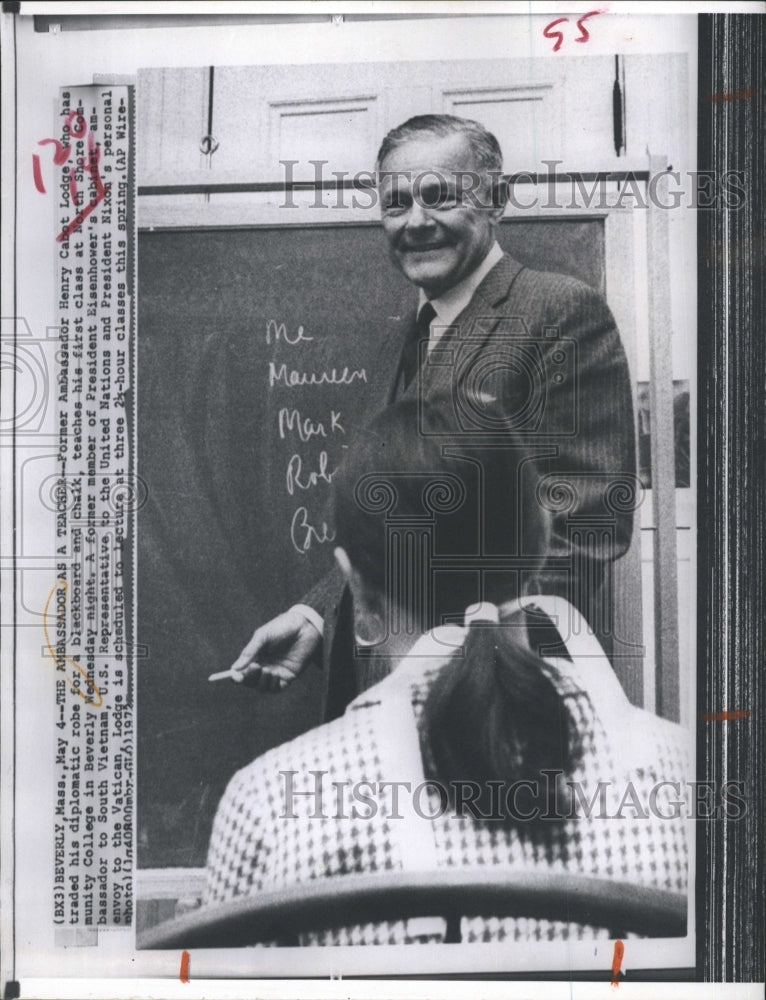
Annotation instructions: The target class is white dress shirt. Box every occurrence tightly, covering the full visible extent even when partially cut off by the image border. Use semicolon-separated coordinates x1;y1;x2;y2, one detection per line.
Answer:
418;240;504;350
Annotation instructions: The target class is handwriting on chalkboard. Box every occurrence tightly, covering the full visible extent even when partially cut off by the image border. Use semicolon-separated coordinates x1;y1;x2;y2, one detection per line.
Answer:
286;452;338;495
278;407;345;441
290;507;336;554
268;363;367;388
266;319;313;345
267;319;362;555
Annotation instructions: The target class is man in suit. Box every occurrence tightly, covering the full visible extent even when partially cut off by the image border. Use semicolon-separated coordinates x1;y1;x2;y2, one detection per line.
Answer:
229;114;637;719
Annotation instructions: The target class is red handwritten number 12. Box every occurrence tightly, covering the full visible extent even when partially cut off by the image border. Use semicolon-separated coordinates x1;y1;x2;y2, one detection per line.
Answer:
32;110;112;243
543;10;604;52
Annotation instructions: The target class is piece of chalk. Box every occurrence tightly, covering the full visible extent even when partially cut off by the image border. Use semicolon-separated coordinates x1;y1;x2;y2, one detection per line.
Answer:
208;669;236;682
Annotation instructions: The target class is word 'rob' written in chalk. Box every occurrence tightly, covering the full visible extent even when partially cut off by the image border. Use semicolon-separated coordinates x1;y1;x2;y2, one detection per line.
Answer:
286;452;339;495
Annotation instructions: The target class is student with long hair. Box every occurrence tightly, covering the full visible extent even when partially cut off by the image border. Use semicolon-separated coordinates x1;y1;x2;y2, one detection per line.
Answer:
205;402;691;945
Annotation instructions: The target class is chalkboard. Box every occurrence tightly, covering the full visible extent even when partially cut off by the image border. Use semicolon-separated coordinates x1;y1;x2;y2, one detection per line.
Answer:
137;218;605;868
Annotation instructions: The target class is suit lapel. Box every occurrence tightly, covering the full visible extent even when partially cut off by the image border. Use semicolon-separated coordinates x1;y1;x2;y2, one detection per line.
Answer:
419;254;525;399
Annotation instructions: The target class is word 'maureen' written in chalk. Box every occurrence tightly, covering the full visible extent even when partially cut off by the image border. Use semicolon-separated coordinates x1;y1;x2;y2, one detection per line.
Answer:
268;363;367;388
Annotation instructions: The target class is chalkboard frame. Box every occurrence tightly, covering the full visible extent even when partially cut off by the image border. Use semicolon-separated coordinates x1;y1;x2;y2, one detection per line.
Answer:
135;196;685;880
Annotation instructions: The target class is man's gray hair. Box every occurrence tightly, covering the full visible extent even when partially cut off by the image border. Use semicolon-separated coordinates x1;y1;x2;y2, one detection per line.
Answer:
375;114;504;173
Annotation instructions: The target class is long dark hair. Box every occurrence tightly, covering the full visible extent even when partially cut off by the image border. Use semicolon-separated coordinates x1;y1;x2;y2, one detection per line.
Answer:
422;617;577;824
333;401;580;823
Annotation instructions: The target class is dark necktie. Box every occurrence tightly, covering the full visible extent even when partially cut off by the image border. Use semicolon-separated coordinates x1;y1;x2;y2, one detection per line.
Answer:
399;301;436;394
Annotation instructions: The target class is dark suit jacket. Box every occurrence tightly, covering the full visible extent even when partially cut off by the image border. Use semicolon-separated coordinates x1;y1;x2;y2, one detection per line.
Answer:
303;254;637;719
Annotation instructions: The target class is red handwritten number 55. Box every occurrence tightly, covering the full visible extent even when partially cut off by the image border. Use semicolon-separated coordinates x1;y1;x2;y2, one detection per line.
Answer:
543;10;603;52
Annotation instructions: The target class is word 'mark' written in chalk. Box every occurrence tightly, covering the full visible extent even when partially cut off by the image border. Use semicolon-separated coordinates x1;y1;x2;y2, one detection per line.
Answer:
278;407;345;442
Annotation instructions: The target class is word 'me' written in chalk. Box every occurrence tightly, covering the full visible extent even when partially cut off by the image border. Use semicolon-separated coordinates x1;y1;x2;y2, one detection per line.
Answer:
266;319;313;345
33;90;129;243
266;320;363;554
543;9;605;52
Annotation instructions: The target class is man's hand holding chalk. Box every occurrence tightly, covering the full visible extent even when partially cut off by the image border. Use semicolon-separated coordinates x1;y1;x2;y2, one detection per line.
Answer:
208;607;321;690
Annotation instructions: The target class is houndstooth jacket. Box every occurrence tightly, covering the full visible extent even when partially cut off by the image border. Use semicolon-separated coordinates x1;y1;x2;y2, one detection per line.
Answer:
205;597;692;945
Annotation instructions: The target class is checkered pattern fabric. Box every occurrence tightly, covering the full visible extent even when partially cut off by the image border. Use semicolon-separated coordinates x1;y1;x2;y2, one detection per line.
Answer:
205;626;691;946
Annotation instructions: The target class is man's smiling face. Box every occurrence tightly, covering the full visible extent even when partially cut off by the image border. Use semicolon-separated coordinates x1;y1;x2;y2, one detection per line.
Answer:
378;132;504;299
